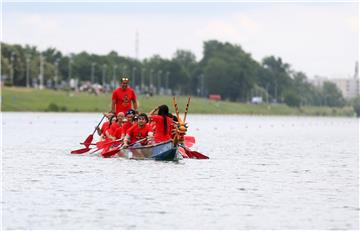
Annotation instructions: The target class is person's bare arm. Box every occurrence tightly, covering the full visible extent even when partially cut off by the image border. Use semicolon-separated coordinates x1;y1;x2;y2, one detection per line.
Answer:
149;106;159;115
132;100;138;110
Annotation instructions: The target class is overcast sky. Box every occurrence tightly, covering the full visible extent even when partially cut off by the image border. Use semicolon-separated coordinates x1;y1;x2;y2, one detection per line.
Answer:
2;1;358;79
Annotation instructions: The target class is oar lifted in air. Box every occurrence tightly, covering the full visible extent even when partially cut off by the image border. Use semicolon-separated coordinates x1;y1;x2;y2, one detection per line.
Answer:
82;114;106;147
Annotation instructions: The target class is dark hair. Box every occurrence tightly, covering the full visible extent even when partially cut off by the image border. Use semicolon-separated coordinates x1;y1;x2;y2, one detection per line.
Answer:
169;113;178;122
138;113;149;123
109;115;116;127
158;105;169;135
126;109;136;116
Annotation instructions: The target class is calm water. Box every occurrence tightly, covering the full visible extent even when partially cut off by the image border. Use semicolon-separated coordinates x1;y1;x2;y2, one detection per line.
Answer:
2;113;359;229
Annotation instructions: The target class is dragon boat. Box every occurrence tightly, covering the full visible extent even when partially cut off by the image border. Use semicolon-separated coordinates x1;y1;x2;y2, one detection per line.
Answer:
116;141;182;161
70;96;209;160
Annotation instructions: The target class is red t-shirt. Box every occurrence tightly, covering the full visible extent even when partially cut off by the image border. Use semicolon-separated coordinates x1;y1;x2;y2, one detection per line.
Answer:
122;121;133;136
150;115;173;143
114;127;123;139
112;87;137;114
126;124;152;145
108;122;120;136
100;121;110;135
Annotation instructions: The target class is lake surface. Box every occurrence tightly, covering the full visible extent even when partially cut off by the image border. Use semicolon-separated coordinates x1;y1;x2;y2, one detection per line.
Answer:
2;113;359;229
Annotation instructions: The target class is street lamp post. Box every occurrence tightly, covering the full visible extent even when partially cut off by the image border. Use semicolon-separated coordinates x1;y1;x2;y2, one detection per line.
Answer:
141;68;145;93
157;70;162;94
10;52;15;86
112;64;117;90
165;71;170;95
91;62;96;84
39;54;44;89
26;54;31;88
54;58;60;89
102;64;107;87
68;56;73;87
274;81;278;103
132;67;136;88
149;69;153;94
265;83;270;104
200;74;204;97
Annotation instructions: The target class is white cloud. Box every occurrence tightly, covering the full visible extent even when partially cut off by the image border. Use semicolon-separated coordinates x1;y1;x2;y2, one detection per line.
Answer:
2;3;358;78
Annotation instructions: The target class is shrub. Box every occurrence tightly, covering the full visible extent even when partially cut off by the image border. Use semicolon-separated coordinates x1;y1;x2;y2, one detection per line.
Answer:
284;92;301;107
47;103;59;112
60;106;67;112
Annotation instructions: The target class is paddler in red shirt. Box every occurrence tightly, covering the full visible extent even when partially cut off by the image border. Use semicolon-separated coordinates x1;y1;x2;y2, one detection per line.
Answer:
123;113;153;148
111;76;138;115
149;105;175;143
107;112;125;140
121;109;136;136
97;112;114;141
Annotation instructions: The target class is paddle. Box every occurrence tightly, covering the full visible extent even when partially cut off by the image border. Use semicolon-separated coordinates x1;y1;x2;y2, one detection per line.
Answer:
71;147;91;154
179;144;209;159
184;135;195;147
96;138;123;149
82;114;106;147
101;137;147;158
80;142;96;146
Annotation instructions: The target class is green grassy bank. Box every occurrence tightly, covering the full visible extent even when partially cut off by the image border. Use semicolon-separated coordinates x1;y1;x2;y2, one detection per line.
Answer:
1;87;355;116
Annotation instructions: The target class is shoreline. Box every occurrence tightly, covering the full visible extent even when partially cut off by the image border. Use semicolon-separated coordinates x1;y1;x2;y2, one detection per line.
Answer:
1;87;355;117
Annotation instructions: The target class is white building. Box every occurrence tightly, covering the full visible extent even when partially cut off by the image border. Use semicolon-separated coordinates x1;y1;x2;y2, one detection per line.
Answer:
309;62;360;99
331;78;359;99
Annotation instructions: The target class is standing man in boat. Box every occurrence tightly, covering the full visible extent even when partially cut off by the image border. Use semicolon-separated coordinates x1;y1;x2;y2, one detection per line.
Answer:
111;76;138;115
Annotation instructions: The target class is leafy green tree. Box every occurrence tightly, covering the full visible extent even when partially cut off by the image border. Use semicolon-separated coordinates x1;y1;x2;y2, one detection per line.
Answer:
321;81;345;107
200;40;257;101
351;96;360;117
284;91;301;107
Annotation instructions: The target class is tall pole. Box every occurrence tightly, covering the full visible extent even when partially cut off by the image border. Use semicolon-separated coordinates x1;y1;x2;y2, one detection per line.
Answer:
135;31;139;60
54;58;59;89
141;68;145;93
266;83;269;104
68;56;72;87
165;71;169;95
26;54;30;88
157;70;162;94
200;73;204;97
150;69;153;94
102;64;107;87
112;64;117;90
10;52;15;86
122;65;128;76
91;62;96;83
274;81;278;103
39;54;44;89
132;67;136;88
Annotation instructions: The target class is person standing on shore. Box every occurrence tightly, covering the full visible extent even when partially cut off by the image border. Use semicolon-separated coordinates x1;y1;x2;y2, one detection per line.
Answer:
111;76;138;115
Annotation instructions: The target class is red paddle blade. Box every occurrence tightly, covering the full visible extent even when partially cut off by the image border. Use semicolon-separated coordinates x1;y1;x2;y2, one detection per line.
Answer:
190;150;209;159
71;147;91;154
96;140;121;149
101;148;119;158
82;135;94;147
178;147;189;158
184;136;196;148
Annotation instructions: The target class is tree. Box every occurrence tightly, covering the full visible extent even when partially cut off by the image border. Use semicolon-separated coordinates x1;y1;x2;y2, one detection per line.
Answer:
321;81;345;107
200;40;258;101
284;91;301;107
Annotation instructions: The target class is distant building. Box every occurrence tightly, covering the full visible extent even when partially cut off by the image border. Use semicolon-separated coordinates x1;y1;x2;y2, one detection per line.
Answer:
309;62;360;99
332;78;359;99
